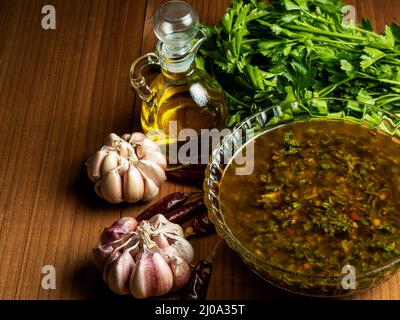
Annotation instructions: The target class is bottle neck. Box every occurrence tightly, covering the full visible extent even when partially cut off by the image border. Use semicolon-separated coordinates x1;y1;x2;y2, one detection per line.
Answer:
161;61;196;79
156;40;197;74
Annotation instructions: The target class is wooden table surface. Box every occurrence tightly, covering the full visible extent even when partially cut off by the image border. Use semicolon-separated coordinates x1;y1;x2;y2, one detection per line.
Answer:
1;0;400;300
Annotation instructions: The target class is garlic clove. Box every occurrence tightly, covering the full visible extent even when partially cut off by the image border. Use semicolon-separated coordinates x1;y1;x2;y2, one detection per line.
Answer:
94;180;103;199
141;151;167;170
103;250;121;283
123;165;144;203
91;243;115;270
159;244;180;264
121;133;130;141
101;151;120;176
105;133;136;159
118;157;129;177
169;256;191;292
107;250;136;295
152;233;170;249
139;170;160;202
171;237;194;263
101;217;138;244
119;141;135;159
135;160;166;186
129;251;173;299
104;133;121;147
135;138;161;159
86;150;108;183
100;170;124;203
123;132;146;145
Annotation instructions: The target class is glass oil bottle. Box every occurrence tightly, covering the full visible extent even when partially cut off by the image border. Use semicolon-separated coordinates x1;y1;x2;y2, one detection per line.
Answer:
130;1;228;145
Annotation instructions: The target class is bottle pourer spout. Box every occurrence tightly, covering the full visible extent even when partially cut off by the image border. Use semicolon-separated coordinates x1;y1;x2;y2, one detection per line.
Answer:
153;1;202;58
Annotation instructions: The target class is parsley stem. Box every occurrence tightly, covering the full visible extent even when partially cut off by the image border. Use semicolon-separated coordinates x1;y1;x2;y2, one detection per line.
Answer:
309;37;360;50
358;73;400;86
318;77;355;97
225;91;249;107
288;22;366;41
377;96;400;107
342;24;381;38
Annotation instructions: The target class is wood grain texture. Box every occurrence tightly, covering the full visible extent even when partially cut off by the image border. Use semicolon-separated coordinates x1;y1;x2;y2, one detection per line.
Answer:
0;0;399;300
0;0;147;299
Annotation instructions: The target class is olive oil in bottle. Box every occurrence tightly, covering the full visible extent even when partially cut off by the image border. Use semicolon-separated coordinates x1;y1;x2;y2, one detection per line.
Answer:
130;1;228;144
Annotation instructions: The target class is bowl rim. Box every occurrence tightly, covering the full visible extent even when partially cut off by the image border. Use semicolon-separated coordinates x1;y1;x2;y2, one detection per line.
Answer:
205;97;400;281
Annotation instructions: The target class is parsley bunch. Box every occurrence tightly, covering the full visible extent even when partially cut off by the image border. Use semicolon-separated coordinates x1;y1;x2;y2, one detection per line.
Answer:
197;0;400;126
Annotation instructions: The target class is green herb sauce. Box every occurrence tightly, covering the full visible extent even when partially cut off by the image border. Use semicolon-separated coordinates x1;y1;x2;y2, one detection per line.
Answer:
220;120;400;276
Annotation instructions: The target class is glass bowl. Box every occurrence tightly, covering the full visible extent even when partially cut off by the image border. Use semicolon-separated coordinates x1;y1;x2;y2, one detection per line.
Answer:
204;98;400;297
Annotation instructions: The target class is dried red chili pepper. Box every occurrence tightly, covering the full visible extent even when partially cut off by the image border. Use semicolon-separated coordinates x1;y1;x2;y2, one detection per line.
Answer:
164;197;205;225
185;259;213;300
136;192;190;221
185;212;215;238
184;239;223;300
165;170;205;186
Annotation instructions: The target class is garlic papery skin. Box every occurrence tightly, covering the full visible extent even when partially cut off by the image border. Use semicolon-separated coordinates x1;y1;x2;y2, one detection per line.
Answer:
91;243;115;270
122;132;146;145
86;132;167;204
135;139;161;159
122;133;167;170
93;214;194;299
140;171;160;202
135;160;166;186
101;151;120;177
118;157;129;177
105;133;135;158
100;217;138;244
149;214;184;239
152;233;170;249
142;151;167;170
86;150;108;183
129;251;173;299
103;250;121;283
105;133;125;147
170;237;194;263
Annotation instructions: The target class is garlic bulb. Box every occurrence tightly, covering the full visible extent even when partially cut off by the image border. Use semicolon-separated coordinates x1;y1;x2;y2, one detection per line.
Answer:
92;214;193;299
86;132;167;203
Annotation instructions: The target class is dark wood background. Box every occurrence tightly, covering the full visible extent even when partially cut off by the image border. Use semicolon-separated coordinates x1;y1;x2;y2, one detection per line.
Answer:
1;0;400;299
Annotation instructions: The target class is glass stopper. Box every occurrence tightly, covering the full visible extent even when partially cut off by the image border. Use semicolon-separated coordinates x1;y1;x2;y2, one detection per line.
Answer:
153;1;199;54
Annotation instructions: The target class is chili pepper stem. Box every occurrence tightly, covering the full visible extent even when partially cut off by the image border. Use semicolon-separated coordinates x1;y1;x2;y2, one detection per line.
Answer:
206;238;224;263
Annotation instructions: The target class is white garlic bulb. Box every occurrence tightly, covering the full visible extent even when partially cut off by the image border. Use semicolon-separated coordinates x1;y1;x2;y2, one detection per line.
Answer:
86;133;167;203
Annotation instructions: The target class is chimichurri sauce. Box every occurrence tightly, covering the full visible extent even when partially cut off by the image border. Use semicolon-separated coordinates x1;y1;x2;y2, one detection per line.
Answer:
220;120;400;276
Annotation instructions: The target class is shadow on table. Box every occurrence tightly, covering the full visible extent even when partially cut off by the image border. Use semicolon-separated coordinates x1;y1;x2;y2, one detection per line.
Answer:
208;243;315;300
72;263;132;300
68;161;126;214
73;262;190;300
